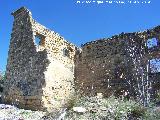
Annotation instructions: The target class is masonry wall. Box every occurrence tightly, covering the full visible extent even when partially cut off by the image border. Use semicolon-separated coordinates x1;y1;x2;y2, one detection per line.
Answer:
3;7;77;111
32;17;77;111
75;28;160;99
4;7;160;111
75;36;135;97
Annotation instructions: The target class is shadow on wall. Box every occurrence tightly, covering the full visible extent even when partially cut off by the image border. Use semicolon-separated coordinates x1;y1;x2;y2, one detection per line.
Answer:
2;7;50;111
75;28;160;106
2;7;76;111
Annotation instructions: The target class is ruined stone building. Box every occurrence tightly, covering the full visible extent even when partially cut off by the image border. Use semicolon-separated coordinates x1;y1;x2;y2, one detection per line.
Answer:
3;7;77;111
3;7;160;110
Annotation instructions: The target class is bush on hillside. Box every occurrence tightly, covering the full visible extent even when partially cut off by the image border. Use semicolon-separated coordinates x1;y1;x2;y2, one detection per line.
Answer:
64;96;160;120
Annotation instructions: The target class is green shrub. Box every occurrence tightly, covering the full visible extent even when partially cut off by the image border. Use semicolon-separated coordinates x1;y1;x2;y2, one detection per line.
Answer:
65;96;160;120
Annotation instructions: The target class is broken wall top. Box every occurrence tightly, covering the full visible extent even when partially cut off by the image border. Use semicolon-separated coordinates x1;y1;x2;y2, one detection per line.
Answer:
82;25;160;48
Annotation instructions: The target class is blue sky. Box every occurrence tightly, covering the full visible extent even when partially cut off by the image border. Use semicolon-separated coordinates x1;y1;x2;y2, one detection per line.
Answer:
0;0;160;71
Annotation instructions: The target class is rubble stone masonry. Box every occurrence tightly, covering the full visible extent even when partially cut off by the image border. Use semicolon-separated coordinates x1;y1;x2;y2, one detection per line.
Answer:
75;27;160;99
3;7;77;111
3;7;160;110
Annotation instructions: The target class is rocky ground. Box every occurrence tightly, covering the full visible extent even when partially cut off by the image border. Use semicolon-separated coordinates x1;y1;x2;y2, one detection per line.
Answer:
0;104;46;120
0;104;68;120
0;96;160;120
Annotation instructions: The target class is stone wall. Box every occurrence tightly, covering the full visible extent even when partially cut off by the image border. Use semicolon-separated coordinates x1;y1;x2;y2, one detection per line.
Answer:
3;7;77;111
4;7;160;110
75;27;160;100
